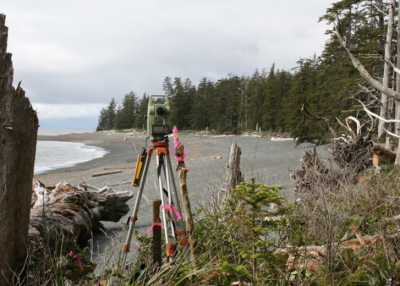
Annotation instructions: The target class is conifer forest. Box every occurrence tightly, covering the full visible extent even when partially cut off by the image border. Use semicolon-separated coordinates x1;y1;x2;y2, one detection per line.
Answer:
97;0;400;146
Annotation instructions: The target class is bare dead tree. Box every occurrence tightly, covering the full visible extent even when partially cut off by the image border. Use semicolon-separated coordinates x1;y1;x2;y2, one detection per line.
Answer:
334;24;400;101
395;0;400;165
0;14;39;285
333;0;400;160
378;0;395;140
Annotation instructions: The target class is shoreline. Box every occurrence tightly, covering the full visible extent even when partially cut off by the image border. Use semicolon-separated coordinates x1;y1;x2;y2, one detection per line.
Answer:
34;131;315;198
33;131;321;266
34;131;292;180
34;132;144;183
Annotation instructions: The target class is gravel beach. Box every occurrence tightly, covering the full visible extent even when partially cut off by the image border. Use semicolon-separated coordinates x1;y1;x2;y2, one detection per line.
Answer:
34;131;323;268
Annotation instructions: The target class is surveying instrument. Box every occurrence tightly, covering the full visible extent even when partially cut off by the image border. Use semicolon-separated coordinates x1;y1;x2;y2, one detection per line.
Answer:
122;94;188;265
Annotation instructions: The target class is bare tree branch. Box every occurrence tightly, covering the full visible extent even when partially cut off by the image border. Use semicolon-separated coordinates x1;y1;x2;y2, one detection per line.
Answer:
346;117;361;133
373;3;388;17
383;57;400;76
300;103;338;138
358;84;381;103
383;127;400;139
334;24;400;101
356;99;400;124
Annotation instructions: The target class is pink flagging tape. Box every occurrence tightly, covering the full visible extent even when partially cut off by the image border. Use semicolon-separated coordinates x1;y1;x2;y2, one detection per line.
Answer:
148;222;162;233
162;204;182;221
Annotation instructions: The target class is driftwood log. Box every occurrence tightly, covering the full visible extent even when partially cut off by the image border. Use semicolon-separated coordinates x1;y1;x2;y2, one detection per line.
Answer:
91;170;122;177
29;181;133;242
275;230;399;273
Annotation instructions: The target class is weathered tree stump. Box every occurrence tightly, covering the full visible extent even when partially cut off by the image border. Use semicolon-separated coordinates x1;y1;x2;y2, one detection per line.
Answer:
0;14;39;285
223;143;243;194
29;181;133;242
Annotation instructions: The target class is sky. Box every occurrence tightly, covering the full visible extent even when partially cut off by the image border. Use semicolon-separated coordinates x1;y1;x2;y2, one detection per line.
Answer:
3;0;334;129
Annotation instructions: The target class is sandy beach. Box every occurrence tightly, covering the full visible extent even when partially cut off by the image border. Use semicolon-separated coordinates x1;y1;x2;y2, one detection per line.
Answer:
34;131;320;267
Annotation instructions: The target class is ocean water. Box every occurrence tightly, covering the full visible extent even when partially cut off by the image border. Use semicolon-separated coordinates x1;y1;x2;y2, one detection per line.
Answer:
38;128;95;136
35;128;107;175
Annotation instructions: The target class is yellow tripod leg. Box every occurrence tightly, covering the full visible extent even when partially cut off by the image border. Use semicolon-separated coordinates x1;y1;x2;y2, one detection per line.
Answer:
132;153;146;186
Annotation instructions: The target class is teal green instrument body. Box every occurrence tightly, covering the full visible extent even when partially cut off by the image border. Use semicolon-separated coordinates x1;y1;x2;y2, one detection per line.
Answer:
147;94;172;141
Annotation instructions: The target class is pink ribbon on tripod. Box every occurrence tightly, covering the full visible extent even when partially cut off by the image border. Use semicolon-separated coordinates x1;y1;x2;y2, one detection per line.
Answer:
147;222;162;233
162;204;182;221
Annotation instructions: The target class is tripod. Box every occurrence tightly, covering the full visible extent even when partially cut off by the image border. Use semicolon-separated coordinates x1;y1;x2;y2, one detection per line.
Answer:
122;137;188;265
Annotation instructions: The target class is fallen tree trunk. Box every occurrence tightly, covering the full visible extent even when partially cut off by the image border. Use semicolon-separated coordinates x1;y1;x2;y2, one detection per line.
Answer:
29;181;133;242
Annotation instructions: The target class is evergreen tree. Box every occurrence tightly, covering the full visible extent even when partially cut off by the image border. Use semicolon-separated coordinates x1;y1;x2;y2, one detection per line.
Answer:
115;92;138;129
284;56;321;140
246;69;265;131
191;77;215;130
169;77;196;129
183;78;196;129
213;74;241;132
115;104;124;130
273;69;293;132
96;108;109;131
136;93;149;130
239;76;250;131
162;76;174;94
261;65;276;131
96;98;117;131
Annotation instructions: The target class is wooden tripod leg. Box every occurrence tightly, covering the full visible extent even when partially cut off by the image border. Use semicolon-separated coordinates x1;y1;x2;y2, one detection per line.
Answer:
152;200;162;268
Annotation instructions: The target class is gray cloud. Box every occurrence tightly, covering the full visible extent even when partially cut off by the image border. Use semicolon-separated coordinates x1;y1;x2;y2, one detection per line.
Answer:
4;0;333;128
